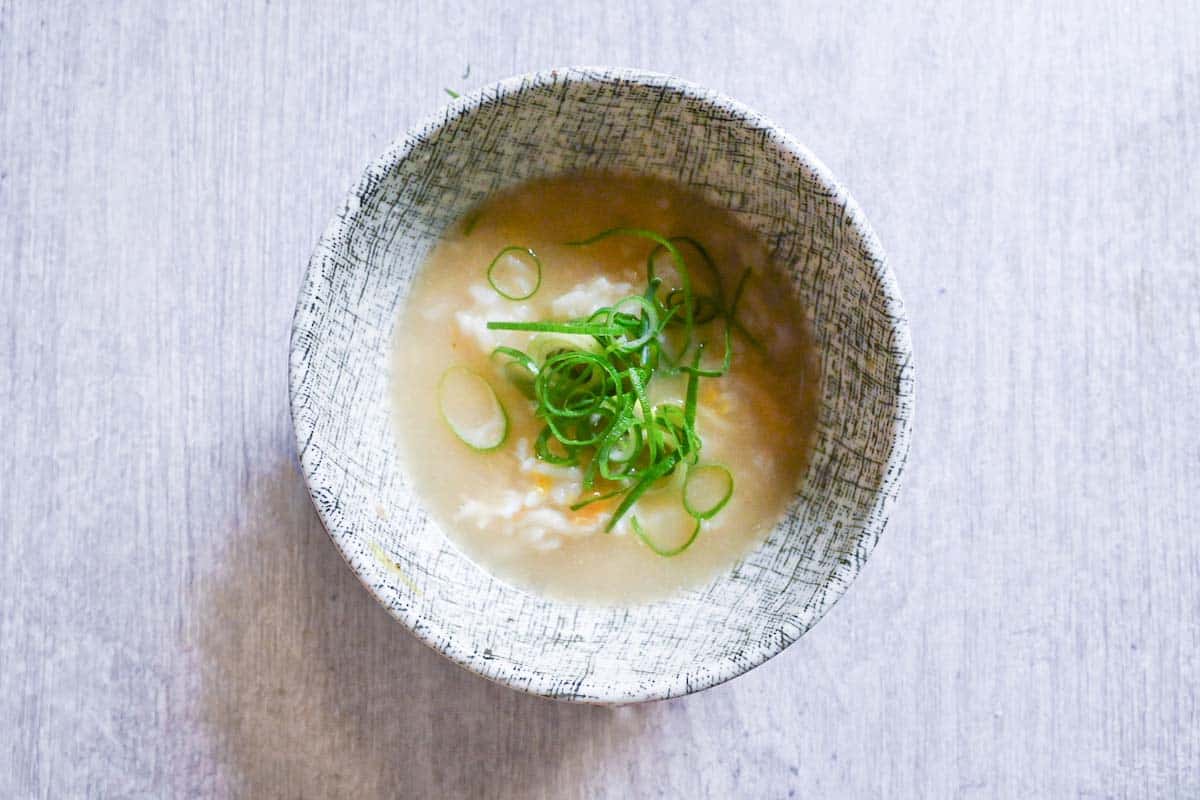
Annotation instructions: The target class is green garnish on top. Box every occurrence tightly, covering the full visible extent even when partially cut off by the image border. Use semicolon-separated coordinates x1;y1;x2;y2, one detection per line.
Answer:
486;246;542;300
481;227;755;556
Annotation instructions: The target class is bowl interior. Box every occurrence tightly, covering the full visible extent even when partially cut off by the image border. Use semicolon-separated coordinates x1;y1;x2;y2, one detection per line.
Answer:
290;68;913;702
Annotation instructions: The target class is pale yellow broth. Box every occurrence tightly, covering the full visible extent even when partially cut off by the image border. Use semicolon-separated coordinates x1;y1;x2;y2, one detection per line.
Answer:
391;173;819;604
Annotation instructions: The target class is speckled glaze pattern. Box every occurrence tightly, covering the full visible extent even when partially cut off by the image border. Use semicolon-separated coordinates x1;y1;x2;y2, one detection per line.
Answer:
289;67;914;703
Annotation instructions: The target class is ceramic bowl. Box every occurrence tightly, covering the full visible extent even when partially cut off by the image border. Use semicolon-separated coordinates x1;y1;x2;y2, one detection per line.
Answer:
289;67;913;703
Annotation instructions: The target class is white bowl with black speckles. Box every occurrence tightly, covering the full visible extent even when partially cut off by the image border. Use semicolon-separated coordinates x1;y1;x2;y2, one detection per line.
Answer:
289;67;914;703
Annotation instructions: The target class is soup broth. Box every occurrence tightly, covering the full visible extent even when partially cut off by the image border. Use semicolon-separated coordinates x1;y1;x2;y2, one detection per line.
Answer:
392;173;819;603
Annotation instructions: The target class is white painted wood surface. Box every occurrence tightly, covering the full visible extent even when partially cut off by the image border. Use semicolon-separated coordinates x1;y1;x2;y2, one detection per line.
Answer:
2;1;1197;796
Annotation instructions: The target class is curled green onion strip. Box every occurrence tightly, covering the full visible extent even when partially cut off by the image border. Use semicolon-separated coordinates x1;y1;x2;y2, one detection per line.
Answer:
632;515;702;557
487;320;625;336
438;366;509;452
535;424;578;465
683;464;734;520
605;453;682;532
486;246;542;300
491;346;538;397
474;227;753;556
569;488;625;511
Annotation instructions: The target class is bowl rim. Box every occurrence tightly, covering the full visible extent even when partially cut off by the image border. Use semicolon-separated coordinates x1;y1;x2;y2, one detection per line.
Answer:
289;65;915;703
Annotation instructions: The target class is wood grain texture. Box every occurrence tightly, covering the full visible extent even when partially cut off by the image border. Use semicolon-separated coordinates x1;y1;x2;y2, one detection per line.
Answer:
1;0;1197;796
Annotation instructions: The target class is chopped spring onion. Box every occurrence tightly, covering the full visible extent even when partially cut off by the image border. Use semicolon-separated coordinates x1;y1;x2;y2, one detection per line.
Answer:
490;346;538;398
632;515;702;557
535;424;578;465
437;366;508;451
486;246;542;300
486;320;626;336
682;464;734;520
527;332;602;365
477;226;760;555
605;453;681;532
727;267;764;351
569;488;624;511
569;227;696;357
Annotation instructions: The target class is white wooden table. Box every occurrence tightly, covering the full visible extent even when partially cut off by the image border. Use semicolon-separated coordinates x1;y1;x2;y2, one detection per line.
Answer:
3;2;1198;796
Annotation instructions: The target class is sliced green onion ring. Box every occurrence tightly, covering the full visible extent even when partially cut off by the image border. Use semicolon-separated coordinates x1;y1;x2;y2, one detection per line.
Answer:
536;351;620;418
569;488;624;511
683;464;734;520
668;236;724;302
727;267;765;351
535;425;579;465
605;452;680;532
486;246;542;300
567;227;695;357
527;332;603;365
604;295;659;352
487;320;625;336
683;346;702;456
627;368;660;463
491;346;538;397
680;325;734;378
632;515;702;557
438;366;508;452
476;226;752;543
491;345;538;373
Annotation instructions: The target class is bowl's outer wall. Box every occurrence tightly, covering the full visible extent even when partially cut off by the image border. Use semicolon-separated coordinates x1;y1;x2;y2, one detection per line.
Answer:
289;67;913;702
